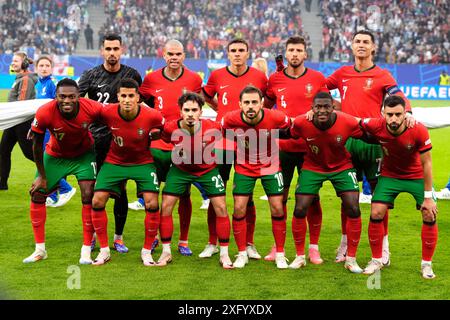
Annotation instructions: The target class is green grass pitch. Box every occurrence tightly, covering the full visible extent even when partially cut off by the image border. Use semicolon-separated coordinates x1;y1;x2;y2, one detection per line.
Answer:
0;89;449;300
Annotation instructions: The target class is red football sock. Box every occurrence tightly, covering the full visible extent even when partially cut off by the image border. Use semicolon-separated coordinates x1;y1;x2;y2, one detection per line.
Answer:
292;216;307;256
91;207;108;248
383;209;389;236
368;218;384;259
207;203;217;245
232;215;247;252
346;216;362;258
30;201;46;244
340;205;347;235
216;215;230;246
246;202;256;245
159;214;173;244
422;222;438;261
178;195;192;242
272;216;286;253
81;204;94;246
307;199;322;245
144;209;160;250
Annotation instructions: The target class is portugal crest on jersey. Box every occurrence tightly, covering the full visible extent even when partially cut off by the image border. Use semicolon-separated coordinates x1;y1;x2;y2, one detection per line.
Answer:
364;78;373;90
305;83;313;98
137;128;144;136
336;135;343;144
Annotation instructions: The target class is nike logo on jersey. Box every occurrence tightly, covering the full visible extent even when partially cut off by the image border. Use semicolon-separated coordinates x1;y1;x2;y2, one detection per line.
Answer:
220;85;230;89
97;84;107;88
278;88;286;92
342;79;350;83
111;127;120;130
306;137;315;141
53;127;63;131
156;89;163;93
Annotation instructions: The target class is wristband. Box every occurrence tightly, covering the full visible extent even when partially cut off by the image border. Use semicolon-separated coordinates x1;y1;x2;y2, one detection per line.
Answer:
424;191;433;199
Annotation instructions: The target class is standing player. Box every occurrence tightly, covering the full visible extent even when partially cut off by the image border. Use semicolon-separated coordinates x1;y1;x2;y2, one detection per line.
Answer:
361;96;438;279
263;36;327;263
327;30;414;265
222;86;290;269
35;55;76;208
90;79;164;265
201;39;268;260
289;92;364;273
155;92;233;269
129;39;203;256
78;33;142;253
23;79;102;264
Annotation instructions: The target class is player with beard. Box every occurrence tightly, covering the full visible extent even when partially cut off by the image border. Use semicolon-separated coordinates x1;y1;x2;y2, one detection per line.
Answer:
360;96;438;279
155;92;233;269
24;79;102;264
222;86;290;269
263;36;328;263
129;39;203;256
201;39;268;260
326;30;415;266
78;33;142;254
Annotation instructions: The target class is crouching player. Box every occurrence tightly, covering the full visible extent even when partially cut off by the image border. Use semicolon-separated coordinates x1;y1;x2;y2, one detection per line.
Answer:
90;79;164;266
222;85;291;269
155;92;233;269
289;91;364;273
361;96;438;279
25;78;102;264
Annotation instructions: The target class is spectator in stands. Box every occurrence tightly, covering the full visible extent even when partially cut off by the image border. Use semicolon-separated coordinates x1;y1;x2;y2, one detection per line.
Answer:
439;70;449;85
84;24;94;50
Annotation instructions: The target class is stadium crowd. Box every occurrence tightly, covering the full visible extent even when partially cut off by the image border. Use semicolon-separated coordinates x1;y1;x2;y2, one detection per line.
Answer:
100;0;312;59
319;0;450;64
0;0;93;56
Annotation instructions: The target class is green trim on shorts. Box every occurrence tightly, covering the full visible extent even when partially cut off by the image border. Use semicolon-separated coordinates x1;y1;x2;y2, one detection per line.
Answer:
151;148;172;182
372;176;426;209
346;138;383;181
163;165;225;197
36;150;96;193
232;172;284;196
94;162;160;197
296;169;359;196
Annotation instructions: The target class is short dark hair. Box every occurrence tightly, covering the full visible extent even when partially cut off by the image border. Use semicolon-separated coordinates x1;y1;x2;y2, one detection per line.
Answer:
227;38;249;51
239;85;263;101
118;78;139;92
313;91;333;102
102;33;122;45
56;78;79;91
36;55;53;67
352;30;375;43
178;92;205;109
384;95;405;109
286;36;306;49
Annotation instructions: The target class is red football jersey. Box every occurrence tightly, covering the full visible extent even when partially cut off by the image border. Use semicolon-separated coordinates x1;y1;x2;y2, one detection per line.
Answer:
31;98;103;158
203;66;268;150
266;68;328;152
221;109;290;177
290;111;363;173
140;66;202;150
100;104;164;165
360;118;432;179
161;119;221;176
202;66;268;122
327;65;411;118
